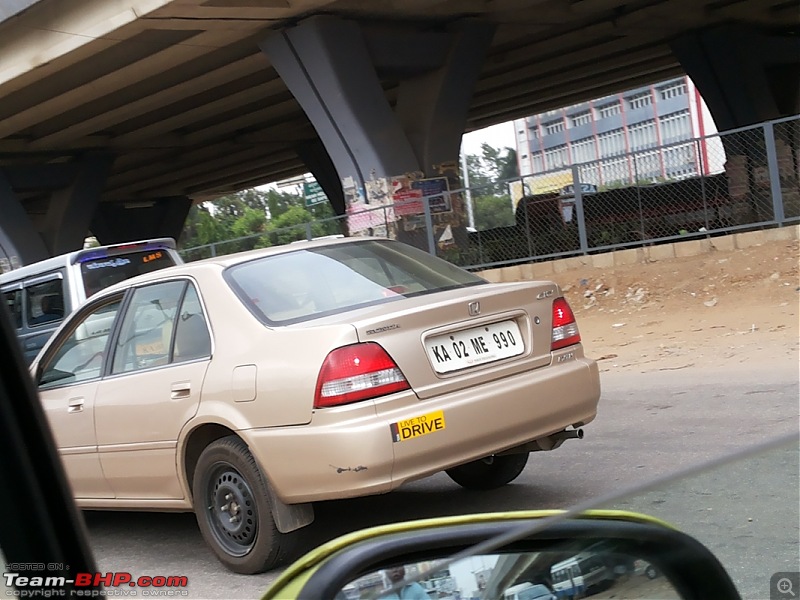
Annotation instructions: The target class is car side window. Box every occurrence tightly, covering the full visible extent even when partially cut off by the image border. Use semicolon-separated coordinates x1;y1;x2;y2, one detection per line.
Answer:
173;284;211;362
2;289;22;329
39;299;122;389
111;281;186;374
26;279;65;328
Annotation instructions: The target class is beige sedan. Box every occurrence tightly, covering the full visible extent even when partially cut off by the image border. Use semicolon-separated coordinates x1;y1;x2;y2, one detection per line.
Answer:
31;237;601;574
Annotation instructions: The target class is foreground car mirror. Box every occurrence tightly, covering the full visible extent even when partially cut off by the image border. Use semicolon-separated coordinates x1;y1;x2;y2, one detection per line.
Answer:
263;511;740;600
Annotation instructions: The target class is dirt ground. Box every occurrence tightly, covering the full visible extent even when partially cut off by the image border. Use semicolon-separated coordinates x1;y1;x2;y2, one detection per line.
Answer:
548;239;799;376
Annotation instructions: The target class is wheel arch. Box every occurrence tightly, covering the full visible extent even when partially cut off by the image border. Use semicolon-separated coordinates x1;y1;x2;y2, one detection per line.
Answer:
181;423;314;534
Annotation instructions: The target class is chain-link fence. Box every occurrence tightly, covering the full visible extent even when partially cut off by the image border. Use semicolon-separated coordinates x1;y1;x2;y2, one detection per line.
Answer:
180;115;800;269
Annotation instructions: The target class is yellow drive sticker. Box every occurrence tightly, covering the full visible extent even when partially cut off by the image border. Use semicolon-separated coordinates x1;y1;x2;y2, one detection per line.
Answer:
390;410;446;443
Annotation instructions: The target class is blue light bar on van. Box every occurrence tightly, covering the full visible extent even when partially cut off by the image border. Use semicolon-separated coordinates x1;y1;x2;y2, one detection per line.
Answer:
77;249;109;263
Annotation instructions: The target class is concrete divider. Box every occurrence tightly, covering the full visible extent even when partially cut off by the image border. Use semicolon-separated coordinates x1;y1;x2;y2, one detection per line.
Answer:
479;225;800;282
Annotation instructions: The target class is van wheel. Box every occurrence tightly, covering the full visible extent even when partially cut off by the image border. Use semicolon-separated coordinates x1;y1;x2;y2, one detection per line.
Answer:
192;436;288;574
445;453;529;490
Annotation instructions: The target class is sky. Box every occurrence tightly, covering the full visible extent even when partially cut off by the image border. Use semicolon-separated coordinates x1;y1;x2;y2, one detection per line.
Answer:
460;120;516;156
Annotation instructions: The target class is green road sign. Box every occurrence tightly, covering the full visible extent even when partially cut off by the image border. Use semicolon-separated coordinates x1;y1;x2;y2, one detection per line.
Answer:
303;181;328;206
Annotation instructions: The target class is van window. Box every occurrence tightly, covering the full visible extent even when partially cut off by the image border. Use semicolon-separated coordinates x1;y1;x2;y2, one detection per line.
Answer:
3;289;22;328
80;249;177;298
26;280;65;328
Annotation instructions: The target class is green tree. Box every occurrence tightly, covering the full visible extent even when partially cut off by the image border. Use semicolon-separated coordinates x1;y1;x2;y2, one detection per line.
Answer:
473;195;516;230
462;143;519;196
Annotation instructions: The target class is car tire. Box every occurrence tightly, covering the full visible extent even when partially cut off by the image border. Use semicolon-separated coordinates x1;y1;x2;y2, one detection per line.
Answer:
445;453;529;490
192;436;289;574
645;565;659;579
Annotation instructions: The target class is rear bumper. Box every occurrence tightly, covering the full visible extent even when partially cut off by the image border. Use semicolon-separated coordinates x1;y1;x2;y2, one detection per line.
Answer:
244;352;600;504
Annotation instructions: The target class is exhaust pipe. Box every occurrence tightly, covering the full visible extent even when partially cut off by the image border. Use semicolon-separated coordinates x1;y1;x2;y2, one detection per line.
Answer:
501;428;585;455
549;427;584;442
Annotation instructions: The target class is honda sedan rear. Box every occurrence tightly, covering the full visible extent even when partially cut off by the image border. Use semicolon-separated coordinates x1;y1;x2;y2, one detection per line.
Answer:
31;237;600;574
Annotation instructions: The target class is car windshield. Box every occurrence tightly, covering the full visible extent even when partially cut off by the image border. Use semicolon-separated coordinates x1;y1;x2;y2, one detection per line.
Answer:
224;240;486;325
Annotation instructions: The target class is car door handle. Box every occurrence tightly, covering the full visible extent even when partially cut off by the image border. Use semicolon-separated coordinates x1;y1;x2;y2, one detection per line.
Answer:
170;383;191;400
68;397;85;413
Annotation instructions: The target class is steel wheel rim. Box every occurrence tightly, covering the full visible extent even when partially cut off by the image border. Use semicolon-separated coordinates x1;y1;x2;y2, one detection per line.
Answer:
204;462;258;557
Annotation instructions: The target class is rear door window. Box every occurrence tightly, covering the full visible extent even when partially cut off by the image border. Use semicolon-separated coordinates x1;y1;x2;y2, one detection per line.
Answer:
111;281;186;374
26;279;65;328
80;249;177;298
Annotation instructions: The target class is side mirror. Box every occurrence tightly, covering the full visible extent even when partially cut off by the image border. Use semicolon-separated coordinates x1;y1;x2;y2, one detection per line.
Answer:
264;511;741;600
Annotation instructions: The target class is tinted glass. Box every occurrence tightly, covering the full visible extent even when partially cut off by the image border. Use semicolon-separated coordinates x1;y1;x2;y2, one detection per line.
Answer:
39;299;122;388
111;281;186;374
225;240;485;325
80;249;177;298
26;279;65;328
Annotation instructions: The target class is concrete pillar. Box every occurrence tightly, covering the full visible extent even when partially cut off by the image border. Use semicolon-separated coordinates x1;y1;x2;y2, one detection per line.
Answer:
672;25;800;223
0;169;48;266
671;25;800;130
42;152;114;256
0;152;113;266
90;197;193;245
260;16;494;249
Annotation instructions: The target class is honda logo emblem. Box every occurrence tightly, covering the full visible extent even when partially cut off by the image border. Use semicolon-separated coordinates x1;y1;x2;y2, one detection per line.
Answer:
468;301;481;316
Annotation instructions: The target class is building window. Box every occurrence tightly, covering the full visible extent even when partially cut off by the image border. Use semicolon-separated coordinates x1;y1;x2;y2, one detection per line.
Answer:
530;152;544;174
628;120;658;151
659;81;688;100
633;150;661;180
627;92;652;110
663;143;697;178
544;145;568;169
659;110;691;143
597;102;621;118
571;111;592;127
601;157;629;185
543;119;565;135
571;138;596;164
597;129;625;158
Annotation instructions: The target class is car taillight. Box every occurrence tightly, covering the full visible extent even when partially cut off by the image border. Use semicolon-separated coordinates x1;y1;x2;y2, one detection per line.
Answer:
551;297;581;350
314;343;410;408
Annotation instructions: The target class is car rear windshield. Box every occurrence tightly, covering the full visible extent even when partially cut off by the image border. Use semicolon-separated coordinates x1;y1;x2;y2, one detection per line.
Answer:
80;249;177;298
225;240;486;325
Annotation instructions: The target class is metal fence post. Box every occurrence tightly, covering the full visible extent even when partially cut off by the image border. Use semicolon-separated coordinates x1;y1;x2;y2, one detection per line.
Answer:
571;165;588;254
764;121;785;225
305;222;313;240
422;195;436;255
698;138;710;231
210;243;216;257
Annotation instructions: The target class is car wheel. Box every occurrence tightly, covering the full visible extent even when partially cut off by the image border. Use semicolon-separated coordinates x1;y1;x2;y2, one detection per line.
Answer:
645;565;659;579
192;436;288;574
445;453;529;490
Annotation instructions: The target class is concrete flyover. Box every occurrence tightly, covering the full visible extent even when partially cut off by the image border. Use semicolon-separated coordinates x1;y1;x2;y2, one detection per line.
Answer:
0;0;797;264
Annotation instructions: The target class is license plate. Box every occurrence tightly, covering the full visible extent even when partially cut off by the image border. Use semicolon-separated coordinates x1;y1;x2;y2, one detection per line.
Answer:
425;320;524;373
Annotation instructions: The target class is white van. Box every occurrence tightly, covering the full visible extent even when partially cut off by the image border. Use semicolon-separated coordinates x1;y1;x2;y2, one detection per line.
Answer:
0;238;183;363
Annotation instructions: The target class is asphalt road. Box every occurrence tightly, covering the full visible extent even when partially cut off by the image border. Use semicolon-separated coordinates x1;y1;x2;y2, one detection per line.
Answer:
83;366;799;599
